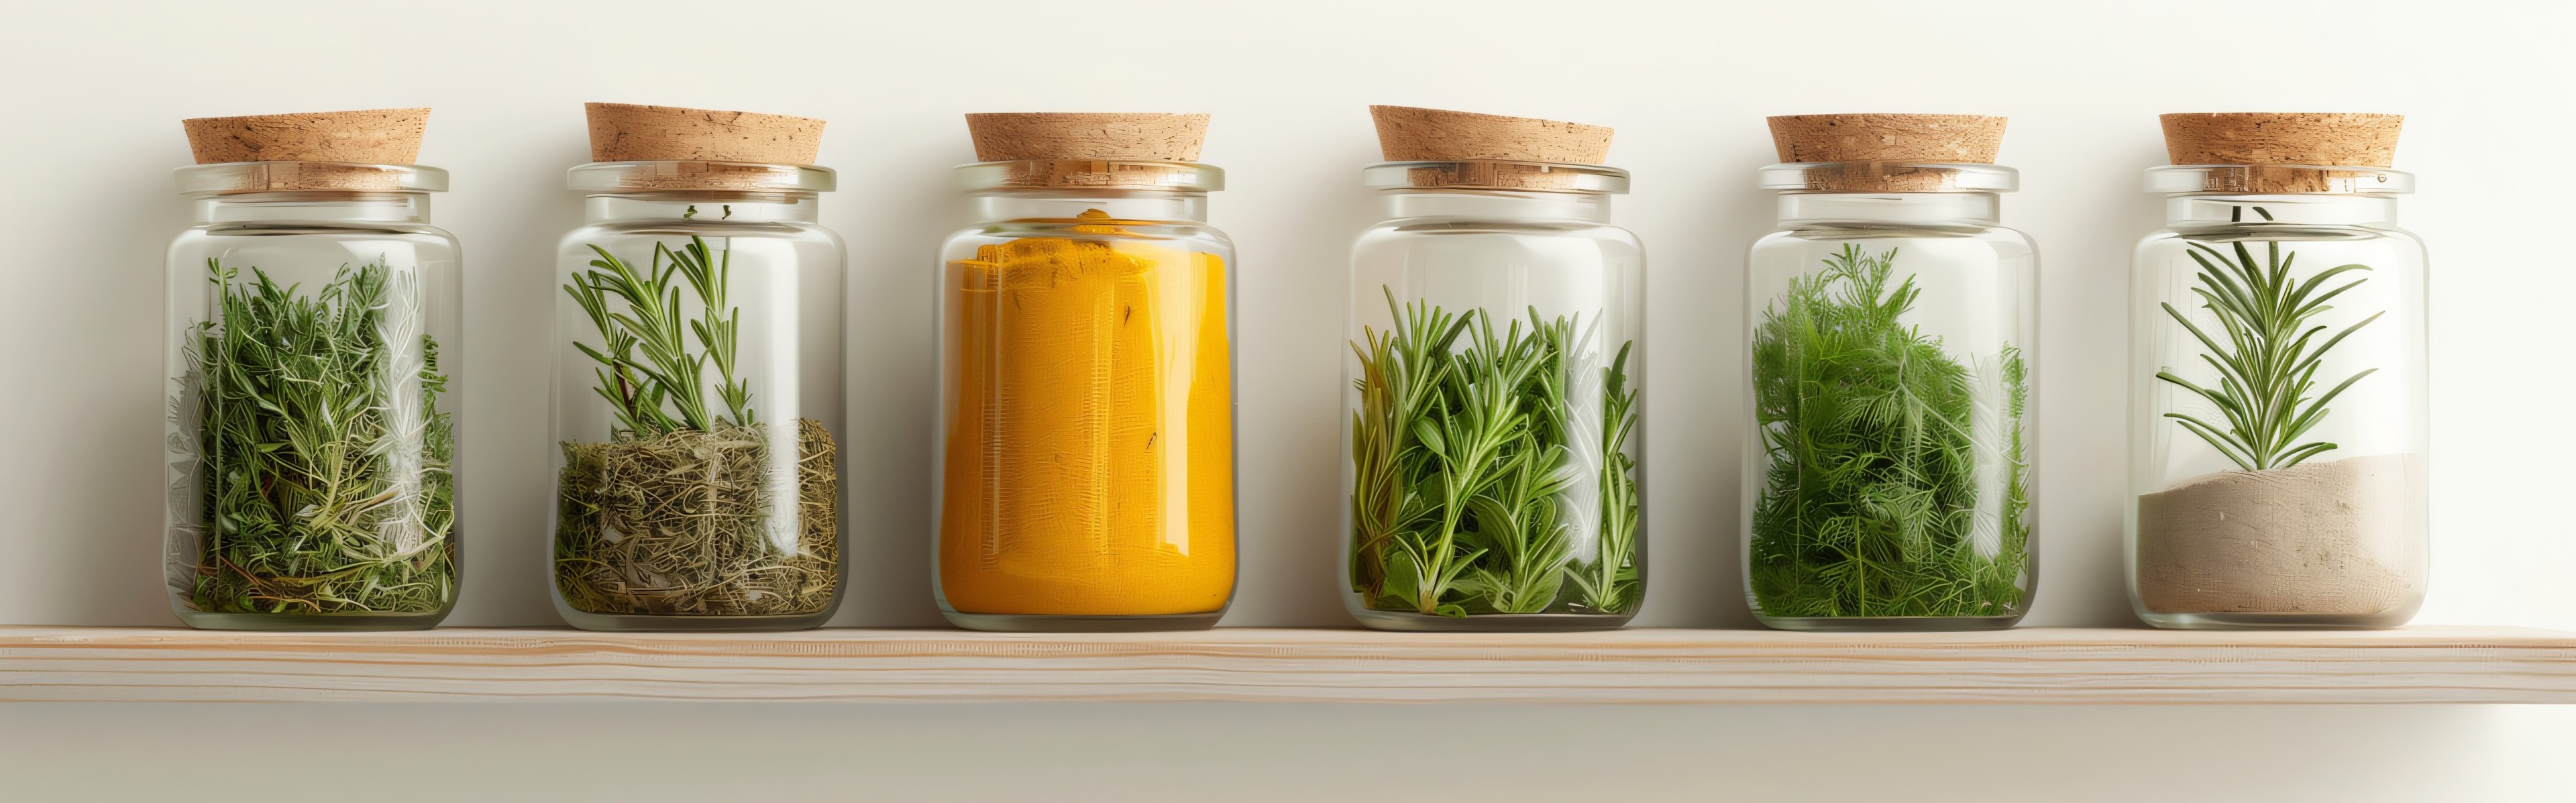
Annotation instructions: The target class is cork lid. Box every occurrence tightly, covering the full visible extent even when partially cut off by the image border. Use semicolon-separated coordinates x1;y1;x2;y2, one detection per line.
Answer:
1763;114;2008;192
182;108;428;165
965;113;1209;162
2159;113;2402;167
585;103;826;164
1369;105;1613;164
1767;114;2006;164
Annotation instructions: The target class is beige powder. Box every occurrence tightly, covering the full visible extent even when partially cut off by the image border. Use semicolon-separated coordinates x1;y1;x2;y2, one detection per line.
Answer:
2135;453;2424;614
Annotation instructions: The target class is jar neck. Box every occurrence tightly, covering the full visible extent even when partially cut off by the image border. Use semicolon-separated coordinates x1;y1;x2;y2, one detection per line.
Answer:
967;189;1208;223
1376;189;1613;223
191;191;432;225
583;191;818;224
2163;193;2399;231
1775;192;1999;228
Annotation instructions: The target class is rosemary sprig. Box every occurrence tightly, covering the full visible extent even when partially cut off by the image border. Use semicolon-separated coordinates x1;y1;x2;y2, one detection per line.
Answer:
564;235;752;437
2155;237;2377;471
1348;288;1643;618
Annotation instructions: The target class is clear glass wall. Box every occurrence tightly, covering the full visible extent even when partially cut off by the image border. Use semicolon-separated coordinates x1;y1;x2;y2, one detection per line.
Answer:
932;163;1238;632
549;162;846;631
2127;166;2428;629
1742;164;2039;631
1342;162;1648;631
163;163;463;630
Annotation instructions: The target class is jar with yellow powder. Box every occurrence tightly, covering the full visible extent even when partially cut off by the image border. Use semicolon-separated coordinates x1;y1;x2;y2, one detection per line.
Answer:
1344;107;1647;630
549;104;846;631
933;113;1237;631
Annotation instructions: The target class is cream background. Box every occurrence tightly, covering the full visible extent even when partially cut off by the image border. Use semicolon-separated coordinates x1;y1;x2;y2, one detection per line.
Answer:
1;0;2569;798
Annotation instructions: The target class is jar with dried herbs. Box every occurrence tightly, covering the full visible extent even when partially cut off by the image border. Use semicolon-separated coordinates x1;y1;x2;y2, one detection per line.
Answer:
1341;107;1648;631
2127;113;2427;629
549;103;846;631
1742;115;2039;631
934;113;1237;631
164;109;463;630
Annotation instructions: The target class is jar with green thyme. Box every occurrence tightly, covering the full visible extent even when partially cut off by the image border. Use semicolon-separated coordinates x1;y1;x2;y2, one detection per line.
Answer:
163;109;464;630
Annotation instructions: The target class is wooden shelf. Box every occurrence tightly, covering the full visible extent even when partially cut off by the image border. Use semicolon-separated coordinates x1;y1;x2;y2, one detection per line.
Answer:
5;625;2572;704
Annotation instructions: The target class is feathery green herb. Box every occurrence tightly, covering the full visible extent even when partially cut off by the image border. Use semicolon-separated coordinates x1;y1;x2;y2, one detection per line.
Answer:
555;236;839;617
1349;288;1642;618
182;258;456;616
1749;244;2029;619
2154;236;2377;471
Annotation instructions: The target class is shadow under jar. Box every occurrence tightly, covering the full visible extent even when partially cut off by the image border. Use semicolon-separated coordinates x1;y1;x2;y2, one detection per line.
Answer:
549;160;848;631
933;152;1240;633
1742;113;2039;631
165;156;464;631
2127;113;2427;629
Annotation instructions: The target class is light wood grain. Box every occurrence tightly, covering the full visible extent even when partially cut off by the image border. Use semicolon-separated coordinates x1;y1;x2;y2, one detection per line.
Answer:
3;626;2571;704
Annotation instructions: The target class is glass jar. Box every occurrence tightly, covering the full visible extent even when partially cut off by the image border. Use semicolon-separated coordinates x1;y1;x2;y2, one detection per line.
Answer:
2127;165;2427;628
549;161;847;631
1743;161;2039;631
164;162;464;630
1340;160;1648;631
933;160;1238;631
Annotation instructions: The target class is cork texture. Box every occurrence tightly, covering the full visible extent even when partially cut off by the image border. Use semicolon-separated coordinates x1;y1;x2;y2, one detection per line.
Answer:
1767;114;2006;164
1370;105;1613;164
182;108;428;165
965;113;1209;162
2159;113;2402;167
586;103;826;164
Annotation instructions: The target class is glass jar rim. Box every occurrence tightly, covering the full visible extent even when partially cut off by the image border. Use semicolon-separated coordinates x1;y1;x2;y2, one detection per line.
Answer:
1362;160;1629;194
569;161;834;193
175;162;447;195
1757;162;2017;193
2145;164;2412;195
954;160;1223;193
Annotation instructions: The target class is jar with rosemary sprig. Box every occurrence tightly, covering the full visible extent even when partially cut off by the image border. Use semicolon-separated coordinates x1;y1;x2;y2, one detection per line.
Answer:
549;103;846;631
1342;106;1647;631
2128;113;2426;629
1742;114;2038;631
933;113;1237;632
164;109;463;630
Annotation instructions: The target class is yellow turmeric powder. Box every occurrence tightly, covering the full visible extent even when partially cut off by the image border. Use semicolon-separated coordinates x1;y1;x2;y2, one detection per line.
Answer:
938;213;1234;616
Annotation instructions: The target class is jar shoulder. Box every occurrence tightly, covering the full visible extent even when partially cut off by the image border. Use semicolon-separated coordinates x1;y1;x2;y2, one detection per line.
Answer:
1750;225;2036;260
2136;223;2425;252
938;221;1238;260
1350;219;1645;263
561;219;842;246
1356;217;1641;242
168;223;461;264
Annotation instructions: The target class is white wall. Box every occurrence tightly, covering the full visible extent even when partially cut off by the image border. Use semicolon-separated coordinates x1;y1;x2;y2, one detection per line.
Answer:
1;0;2569;798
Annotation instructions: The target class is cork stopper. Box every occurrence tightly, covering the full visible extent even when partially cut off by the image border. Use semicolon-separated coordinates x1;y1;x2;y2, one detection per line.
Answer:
2159;113;2402;167
182;108;428;165
1764;114;2006;192
1369;105;1613;164
965;113;1209;162
585;103;826;164
1767;114;2004;164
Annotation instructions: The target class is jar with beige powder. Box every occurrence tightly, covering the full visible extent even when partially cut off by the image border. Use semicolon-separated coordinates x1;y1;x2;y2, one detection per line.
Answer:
2127;113;2428;629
